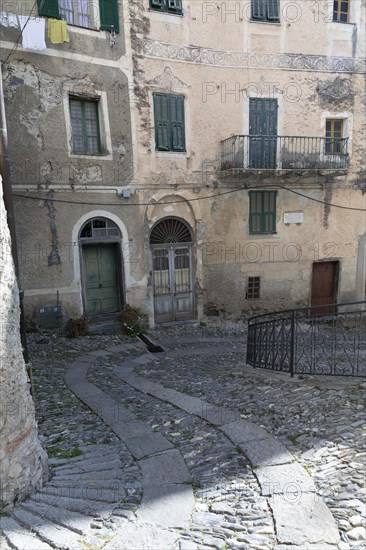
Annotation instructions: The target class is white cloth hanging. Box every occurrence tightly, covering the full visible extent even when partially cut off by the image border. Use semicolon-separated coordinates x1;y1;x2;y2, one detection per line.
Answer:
0;12;19;28
18;15;46;51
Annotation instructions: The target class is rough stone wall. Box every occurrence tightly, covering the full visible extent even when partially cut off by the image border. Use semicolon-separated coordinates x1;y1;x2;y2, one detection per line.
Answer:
0;176;48;510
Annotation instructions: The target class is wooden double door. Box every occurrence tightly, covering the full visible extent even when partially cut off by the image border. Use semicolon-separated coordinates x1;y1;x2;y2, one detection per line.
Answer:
152;244;193;323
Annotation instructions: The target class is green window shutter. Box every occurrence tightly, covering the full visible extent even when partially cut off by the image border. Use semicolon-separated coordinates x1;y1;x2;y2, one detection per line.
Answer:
249;191;262;234
249;191;276;234
70;99;101;155
267;0;280;20
37;0;60;18
154;94;170;151
170;95;185;151
263;191;276;233
251;0;265;19
100;0;119;33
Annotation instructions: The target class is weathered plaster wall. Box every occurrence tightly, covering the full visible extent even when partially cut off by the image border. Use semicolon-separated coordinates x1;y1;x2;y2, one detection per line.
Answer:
0;177;48;509
4;57;133;191
14;192;147;322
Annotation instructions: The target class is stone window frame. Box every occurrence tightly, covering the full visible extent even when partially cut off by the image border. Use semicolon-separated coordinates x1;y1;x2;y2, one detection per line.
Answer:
63;84;113;160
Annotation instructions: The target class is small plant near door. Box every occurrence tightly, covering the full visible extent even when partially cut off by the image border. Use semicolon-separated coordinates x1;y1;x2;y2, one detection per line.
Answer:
121;305;146;336
65;316;88;338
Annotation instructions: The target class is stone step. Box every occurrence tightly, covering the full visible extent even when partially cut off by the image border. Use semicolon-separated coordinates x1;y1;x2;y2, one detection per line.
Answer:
38;484;125;503
49;452;119;469
52;459;122;475
0;516;53;550
52;467;124;481
29;492;117;518
12;507;86;549
46;477;126;490
19;499;94;535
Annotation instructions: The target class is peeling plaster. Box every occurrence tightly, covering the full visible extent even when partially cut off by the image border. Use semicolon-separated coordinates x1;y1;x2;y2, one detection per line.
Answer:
44;192;61;266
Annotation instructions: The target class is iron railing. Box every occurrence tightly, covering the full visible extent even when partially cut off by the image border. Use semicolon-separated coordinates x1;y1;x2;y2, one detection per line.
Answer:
246;301;366;377
221;135;349;171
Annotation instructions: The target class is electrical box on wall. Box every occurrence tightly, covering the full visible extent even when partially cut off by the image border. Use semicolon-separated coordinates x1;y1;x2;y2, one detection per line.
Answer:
38;306;62;329
121;188;131;198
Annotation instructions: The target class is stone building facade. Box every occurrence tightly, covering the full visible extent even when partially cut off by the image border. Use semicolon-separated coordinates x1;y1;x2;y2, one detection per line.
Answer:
1;0;365;327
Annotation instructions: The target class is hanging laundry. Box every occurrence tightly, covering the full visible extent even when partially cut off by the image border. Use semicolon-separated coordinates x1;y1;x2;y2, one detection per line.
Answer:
48;19;69;44
18;15;46;51
0;12;19;28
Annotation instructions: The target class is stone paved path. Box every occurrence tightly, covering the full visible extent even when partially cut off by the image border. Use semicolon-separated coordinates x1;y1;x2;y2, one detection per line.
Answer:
1;327;365;550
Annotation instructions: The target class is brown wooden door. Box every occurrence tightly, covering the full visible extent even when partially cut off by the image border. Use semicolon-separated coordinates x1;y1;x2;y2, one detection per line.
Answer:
311;261;338;314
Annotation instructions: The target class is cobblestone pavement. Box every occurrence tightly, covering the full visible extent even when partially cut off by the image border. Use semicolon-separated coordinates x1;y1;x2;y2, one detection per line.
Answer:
1;325;365;550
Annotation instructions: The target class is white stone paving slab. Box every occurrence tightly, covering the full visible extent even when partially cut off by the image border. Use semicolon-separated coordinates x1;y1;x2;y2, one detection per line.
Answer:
220;419;270;442
238;437;293;467
138;484;194;529
271;493;340;546
124;432;174;460
257;462;316;495
103;522;178;549
139;449;192;486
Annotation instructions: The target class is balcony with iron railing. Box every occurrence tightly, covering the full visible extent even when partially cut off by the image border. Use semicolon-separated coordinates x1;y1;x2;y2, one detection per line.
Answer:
221;135;349;172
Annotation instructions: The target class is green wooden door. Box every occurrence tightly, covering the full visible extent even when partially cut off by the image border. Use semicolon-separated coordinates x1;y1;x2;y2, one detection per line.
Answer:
249;98;278;168
83;244;119;314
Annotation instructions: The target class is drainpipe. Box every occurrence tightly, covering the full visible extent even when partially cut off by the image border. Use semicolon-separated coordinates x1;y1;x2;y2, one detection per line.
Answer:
0;63;29;365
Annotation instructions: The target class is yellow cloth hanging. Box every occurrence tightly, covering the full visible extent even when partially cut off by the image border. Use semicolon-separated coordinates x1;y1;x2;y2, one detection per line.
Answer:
48;19;69;44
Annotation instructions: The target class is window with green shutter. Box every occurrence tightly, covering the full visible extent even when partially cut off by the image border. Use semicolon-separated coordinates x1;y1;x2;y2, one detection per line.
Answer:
153;93;186;152
251;0;280;21
37;0;60;18
69;98;102;155
249;191;277;234
150;0;183;15
38;0;119;32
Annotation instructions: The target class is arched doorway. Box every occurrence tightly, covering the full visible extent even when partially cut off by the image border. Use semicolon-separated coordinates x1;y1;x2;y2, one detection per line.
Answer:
79;217;123;316
150;217;194;323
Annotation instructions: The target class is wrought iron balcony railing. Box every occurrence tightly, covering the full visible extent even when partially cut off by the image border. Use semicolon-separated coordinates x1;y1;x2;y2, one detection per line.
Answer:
221;135;349;171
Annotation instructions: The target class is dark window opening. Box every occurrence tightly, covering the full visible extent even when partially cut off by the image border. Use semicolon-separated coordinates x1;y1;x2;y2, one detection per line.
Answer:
150;0;183;15
246;277;261;299
251;0;280;22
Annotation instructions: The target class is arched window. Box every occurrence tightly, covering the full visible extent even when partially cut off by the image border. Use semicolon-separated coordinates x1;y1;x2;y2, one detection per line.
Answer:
150;218;192;244
80;217;120;239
